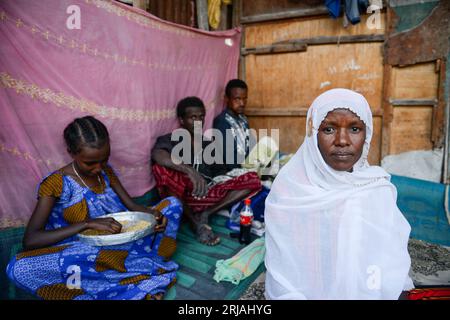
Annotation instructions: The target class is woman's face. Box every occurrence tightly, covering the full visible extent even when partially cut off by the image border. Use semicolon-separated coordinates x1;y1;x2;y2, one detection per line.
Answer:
72;143;110;177
317;108;366;172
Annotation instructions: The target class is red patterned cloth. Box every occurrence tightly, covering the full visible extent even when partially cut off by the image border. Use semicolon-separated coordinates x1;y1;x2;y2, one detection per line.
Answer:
407;287;450;300
152;164;262;212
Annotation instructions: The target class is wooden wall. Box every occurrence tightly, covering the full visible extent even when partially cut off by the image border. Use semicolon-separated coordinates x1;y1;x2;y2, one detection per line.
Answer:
387;62;439;155
242;13;386;165
131;0;446;168
240;2;445;166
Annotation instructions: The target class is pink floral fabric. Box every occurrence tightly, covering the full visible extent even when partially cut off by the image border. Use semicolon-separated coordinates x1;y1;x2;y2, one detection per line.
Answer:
0;0;241;227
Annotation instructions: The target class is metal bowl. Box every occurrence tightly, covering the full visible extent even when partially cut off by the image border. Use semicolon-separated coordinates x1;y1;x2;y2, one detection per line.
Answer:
78;211;156;246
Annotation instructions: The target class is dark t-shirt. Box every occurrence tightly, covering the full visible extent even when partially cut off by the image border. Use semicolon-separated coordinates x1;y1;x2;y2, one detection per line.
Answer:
213;109;250;171
152;133;228;180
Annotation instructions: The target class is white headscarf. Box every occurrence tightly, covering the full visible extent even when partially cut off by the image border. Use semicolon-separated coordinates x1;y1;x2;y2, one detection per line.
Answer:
264;88;414;300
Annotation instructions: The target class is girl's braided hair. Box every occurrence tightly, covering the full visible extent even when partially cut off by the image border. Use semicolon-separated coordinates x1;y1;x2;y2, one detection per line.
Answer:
63;116;109;154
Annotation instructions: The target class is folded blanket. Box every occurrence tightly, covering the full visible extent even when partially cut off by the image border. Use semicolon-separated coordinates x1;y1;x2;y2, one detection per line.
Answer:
407;287;450;300
213;237;265;285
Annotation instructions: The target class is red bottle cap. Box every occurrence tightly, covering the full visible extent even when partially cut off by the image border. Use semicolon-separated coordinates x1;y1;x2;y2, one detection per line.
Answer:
244;198;251;206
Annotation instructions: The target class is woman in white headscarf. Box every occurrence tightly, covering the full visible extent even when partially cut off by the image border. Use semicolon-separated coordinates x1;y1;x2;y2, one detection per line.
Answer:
264;88;414;300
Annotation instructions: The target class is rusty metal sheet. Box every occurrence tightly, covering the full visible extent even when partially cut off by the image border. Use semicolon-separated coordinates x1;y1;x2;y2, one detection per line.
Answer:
384;0;449;66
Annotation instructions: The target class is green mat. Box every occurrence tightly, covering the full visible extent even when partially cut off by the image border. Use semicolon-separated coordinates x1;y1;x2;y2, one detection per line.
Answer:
135;189;266;299
165;214;265;300
0;226;36;300
391;175;450;247
0;215;264;300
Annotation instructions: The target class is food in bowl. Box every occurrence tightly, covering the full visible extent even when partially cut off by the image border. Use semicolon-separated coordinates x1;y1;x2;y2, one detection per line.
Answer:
81;220;152;236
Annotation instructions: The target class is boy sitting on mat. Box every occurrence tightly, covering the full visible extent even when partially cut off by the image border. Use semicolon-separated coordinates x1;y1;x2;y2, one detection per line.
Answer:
151;96;261;246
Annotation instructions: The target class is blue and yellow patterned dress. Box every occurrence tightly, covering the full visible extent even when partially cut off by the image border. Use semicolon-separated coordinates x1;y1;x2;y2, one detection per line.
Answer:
6;165;182;300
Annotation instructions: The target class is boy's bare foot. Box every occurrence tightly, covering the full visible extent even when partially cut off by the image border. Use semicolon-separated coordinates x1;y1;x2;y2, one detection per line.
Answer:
195;223;220;246
187;212;221;246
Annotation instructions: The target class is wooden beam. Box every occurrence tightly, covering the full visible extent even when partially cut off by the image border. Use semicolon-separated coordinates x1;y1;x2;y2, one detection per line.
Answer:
216;1;230;31
195;0;209;30
381;6;393;159
246;108;382;117
239;26;246;81
241;42;307;56
240;6;329;24
274;34;385;46
246;108;308;117
242;34;384;56
445;69;450;183
232;0;241;28
432;59;447;147
389;99;438;106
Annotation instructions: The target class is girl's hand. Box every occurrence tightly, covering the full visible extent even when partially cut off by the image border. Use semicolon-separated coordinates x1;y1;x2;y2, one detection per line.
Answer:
85;218;122;234
148;209;167;233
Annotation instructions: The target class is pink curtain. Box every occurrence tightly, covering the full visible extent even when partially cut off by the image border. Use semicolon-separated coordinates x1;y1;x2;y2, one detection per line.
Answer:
0;0;241;228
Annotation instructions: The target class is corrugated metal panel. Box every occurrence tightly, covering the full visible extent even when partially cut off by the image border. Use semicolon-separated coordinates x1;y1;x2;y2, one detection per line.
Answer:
148;0;195;27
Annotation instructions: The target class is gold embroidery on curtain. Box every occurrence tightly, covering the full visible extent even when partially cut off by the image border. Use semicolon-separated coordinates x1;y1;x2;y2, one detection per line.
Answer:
0;83;224;170
0;140;152;178
0;10;221;72
0;143;61;167
1;71;221;121
0;72;176;121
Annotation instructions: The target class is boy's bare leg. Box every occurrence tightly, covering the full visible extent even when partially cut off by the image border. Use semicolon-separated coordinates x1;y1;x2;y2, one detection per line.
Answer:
161;186;254;246
198;188;253;225
193;188;253;246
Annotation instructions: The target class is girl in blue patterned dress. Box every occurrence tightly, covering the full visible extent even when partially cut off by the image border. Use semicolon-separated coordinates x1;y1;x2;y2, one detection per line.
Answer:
7;116;183;300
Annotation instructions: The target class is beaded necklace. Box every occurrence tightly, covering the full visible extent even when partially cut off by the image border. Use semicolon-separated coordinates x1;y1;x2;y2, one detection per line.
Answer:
72;162;101;189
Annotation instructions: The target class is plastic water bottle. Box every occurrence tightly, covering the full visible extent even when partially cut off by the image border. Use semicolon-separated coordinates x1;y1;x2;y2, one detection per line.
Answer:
239;198;253;245
228;204;241;232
